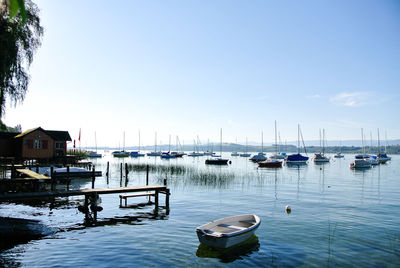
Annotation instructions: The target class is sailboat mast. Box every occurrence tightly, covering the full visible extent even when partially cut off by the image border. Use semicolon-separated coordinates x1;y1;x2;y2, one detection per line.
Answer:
319;129;322;151
385;131;388;153
123;131;125;151
138;130;141;152
370;131;373;154
220;128;222;156
377;128;381;154
297;124;300;154
274;120;278;155
95;131;97;153
261;131;264;154
155;132;157;152
361;128;365;156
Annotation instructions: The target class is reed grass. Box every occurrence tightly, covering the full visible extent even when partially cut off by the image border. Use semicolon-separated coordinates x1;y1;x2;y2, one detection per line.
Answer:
126;163;187;175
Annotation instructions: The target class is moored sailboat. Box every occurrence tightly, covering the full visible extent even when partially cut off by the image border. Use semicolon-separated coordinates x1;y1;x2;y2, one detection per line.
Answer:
250;132;267;162
350;128;371;169
259;120;282;168
205;129;230;165
313;129;329;163
286;124;309;164
147;132;162;156
113;131;129;157
130;130;145;157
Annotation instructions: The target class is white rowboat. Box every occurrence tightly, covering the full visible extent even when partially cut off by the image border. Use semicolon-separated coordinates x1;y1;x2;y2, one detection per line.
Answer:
196;214;260;249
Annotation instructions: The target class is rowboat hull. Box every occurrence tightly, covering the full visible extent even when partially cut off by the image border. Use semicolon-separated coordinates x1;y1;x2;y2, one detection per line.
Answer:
196;214;260;249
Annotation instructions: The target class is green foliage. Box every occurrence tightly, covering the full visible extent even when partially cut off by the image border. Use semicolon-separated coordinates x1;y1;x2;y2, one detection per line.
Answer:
67;149;89;159
0;119;21;132
0;0;43;118
8;0;27;22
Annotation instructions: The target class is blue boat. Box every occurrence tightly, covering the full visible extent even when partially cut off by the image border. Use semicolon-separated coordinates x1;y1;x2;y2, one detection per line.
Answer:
286;124;309;164
286;153;309;163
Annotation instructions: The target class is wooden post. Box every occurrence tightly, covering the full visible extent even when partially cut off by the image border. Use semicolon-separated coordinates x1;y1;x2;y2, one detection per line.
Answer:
146;165;149;186
50;166;55;191
92;194;98;222
106;161;109;184
165;188;170;208
91;166;95;189
66;166;70;190
84;194;89;222
36;165;39;173
164;177;167;186
155;190;159;209
125;163;128;186
120;163;123;180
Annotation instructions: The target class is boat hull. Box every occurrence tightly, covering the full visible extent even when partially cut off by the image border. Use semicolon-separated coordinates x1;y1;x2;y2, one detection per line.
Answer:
197;227;257;249
258;160;282;168
350;159;372;169
205;159;229;165
196;214;260;249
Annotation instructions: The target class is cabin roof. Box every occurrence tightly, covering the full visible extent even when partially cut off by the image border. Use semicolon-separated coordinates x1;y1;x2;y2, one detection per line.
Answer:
14;127;71;141
14;127;44;138
46;130;72;141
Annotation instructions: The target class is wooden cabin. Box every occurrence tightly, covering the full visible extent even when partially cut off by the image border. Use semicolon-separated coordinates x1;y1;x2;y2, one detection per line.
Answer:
0;127;71;159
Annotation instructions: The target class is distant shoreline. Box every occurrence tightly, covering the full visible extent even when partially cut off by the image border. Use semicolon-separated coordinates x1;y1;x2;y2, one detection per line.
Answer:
77;144;400;155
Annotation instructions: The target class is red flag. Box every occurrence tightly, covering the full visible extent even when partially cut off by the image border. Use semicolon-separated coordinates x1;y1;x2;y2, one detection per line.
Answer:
78;128;81;142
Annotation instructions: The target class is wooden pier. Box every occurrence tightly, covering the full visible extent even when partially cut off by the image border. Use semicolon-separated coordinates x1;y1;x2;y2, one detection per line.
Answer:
0;185;170;222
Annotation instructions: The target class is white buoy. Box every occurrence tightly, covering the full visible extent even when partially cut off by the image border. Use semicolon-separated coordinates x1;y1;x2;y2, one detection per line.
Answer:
285;205;291;214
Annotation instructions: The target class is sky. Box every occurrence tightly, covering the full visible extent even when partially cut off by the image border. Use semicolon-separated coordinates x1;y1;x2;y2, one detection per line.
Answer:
3;0;400;147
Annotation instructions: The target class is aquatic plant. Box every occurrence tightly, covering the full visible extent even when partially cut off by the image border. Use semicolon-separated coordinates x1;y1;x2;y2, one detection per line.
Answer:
126;163;188;175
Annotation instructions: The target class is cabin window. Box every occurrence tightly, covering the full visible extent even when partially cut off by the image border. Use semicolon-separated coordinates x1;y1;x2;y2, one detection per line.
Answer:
34;140;42;149
55;142;64;149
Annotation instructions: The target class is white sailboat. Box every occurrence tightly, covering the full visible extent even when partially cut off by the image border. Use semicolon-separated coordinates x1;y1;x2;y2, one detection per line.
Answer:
239;137;251;157
188;138;203;157
376;130;391;163
170;136;185;157
350;128;372;169
334;140;344;158
313;129;329;163
113;131;130;157
88;132;102;158
366;131;379;165
147;132;162;156
231;137;239;156
270;123;286;159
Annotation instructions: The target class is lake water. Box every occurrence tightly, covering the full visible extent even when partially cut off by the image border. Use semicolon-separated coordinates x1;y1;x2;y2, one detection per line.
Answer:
1;152;400;267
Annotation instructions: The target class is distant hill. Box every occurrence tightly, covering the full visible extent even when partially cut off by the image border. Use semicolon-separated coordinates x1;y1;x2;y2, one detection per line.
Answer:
85;142;400;154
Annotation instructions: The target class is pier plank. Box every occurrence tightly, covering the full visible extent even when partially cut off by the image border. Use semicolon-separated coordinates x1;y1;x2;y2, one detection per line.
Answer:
16;169;50;180
0;185;167;201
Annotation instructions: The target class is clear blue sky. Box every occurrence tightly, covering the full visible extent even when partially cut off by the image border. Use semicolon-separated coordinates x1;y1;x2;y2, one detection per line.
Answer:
4;0;400;147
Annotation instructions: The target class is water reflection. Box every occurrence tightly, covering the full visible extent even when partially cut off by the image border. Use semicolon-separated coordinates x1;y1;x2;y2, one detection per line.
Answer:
196;235;260;263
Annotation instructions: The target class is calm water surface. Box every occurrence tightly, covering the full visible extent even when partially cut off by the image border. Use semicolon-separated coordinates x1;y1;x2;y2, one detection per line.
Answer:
1;152;400;267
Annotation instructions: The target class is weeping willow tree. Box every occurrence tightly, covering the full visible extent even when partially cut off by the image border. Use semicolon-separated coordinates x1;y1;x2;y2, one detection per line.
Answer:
0;0;43;119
